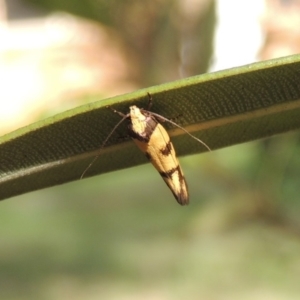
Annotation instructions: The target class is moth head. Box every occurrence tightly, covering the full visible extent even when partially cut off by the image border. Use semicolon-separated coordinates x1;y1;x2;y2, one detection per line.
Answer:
129;105;145;121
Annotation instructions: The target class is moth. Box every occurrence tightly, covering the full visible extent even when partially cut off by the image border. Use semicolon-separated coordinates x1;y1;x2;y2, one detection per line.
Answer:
81;93;210;205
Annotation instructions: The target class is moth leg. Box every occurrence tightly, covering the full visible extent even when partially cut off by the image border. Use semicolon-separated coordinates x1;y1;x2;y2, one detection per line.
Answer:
146;93;182;123
106;105;126;118
116;134;130;142
154;112;183;124
169;114;183;123
147;92;153;110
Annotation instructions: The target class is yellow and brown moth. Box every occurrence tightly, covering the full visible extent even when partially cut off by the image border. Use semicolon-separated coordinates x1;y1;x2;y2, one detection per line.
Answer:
81;94;210;205
126;105;189;205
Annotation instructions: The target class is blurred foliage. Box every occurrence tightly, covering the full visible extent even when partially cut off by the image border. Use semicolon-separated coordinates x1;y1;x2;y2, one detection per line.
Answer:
27;0;215;85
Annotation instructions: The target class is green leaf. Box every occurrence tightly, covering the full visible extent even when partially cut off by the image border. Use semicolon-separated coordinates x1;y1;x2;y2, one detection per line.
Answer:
1;55;300;200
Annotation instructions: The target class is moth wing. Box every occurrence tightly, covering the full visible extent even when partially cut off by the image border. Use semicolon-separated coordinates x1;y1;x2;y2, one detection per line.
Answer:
146;124;189;205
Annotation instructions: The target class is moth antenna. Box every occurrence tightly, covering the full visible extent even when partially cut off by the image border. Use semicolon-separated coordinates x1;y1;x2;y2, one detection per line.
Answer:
147;92;153;110
143;110;211;152
80;112;129;179
80;155;100;180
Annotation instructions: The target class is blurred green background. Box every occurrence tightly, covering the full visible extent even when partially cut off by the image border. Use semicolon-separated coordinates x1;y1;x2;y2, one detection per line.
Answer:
2;0;300;299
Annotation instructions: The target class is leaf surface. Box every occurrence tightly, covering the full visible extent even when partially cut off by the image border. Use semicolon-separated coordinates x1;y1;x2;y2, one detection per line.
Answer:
1;55;300;200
